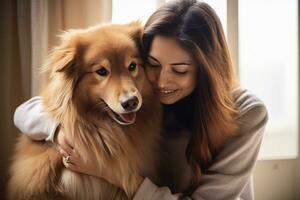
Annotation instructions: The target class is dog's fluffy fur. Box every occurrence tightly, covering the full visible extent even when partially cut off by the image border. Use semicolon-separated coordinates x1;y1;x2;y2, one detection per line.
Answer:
8;22;161;200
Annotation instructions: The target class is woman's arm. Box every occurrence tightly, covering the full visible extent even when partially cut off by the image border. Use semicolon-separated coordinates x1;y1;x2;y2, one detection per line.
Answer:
190;104;268;200
13;96;59;142
133;103;268;200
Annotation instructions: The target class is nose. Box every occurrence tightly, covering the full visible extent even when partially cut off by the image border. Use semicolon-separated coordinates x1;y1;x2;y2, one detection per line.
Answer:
158;68;169;88
121;96;139;111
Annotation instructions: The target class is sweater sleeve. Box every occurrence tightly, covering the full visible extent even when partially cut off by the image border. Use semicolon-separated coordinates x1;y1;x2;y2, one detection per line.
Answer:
13;96;59;142
133;103;268;200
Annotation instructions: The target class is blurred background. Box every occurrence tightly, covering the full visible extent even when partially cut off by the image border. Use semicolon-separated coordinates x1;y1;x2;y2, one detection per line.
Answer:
0;0;299;199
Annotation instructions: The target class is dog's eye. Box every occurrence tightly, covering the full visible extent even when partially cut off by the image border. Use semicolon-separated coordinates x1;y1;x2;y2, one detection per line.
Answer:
128;62;137;72
96;67;109;76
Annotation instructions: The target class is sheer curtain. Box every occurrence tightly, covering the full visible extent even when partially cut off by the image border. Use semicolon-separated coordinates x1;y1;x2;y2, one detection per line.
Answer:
0;0;112;196
31;0;112;95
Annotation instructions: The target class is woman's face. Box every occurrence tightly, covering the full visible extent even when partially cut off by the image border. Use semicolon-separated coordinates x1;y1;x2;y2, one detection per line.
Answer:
145;36;198;104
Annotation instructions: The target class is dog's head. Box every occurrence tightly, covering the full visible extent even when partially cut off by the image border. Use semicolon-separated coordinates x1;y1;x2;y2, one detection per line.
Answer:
43;22;152;125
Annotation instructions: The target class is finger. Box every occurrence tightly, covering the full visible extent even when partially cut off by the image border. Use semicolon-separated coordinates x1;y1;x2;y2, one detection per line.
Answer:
58;146;69;158
62;157;88;175
63;160;76;171
59;140;74;156
64;137;74;150
56;128;74;153
62;156;76;167
70;149;81;159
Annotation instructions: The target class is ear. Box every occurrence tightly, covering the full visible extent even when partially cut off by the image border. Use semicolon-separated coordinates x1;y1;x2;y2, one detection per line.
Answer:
50;46;75;74
127;21;143;52
127;21;143;39
43;31;81;76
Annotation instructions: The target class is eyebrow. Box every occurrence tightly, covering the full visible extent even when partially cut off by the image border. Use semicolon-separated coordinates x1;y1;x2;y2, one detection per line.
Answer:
148;56;159;62
148;55;191;66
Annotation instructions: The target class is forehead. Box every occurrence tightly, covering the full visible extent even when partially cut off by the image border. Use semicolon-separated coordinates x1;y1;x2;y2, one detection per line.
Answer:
81;31;139;64
149;36;193;62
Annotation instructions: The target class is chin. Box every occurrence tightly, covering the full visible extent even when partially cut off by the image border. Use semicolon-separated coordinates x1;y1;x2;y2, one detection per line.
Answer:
160;92;193;105
160;98;179;105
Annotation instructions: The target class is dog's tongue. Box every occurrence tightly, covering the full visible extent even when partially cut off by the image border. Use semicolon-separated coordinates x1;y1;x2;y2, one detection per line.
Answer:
120;113;136;123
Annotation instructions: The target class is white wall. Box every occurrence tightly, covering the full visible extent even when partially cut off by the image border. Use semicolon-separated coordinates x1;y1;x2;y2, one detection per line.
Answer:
254;159;300;200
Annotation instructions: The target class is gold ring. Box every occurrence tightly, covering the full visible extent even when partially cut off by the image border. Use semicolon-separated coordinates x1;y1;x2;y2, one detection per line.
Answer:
65;155;71;163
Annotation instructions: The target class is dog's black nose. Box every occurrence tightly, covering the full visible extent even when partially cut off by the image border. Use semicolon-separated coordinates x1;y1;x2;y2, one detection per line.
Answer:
121;96;139;111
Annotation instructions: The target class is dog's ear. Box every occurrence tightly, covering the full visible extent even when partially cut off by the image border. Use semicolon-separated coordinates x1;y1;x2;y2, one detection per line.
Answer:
127;21;143;52
127;21;143;40
43;31;82;76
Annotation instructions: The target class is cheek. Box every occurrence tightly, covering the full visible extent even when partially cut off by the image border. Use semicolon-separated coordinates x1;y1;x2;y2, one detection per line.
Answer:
76;74;108;103
88;79;120;111
180;74;197;92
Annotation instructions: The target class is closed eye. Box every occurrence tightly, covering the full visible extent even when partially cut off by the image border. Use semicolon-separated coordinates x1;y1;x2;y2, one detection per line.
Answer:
147;62;161;67
173;69;187;74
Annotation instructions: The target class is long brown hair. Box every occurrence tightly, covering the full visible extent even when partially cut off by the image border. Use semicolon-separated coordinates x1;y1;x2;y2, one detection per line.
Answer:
143;0;239;184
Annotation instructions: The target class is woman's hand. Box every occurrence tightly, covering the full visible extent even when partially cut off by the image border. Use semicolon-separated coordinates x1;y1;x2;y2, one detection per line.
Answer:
55;126;100;177
54;126;144;192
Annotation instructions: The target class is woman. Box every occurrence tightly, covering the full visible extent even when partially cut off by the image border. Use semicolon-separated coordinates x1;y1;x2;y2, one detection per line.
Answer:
14;0;268;199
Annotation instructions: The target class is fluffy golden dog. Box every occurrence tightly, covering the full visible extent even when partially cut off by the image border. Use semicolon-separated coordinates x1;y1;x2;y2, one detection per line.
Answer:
8;22;161;200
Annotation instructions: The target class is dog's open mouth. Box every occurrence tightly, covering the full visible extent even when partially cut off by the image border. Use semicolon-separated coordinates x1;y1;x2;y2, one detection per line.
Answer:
96;99;137;125
108;110;136;125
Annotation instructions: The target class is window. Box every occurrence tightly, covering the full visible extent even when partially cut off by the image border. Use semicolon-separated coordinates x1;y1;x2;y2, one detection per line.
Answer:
112;0;158;23
239;0;298;159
